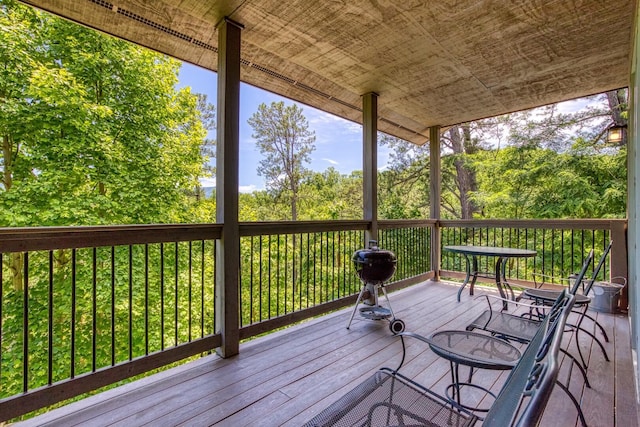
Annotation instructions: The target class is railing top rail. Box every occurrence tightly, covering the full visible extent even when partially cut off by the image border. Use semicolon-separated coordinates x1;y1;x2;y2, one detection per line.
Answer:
239;220;369;236
0;218;627;253
440;218;627;230
379;219;437;228
0;223;223;253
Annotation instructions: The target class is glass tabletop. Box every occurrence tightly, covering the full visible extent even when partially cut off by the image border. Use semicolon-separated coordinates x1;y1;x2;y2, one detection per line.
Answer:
427;330;521;370
444;245;537;258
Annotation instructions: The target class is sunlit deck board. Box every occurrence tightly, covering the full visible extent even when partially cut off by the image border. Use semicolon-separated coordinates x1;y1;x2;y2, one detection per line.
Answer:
17;280;639;427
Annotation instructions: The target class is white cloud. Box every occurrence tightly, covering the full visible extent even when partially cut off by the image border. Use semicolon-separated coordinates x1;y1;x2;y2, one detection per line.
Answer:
556;96;605;114
323;158;339;165
199;177;216;188
307;110;362;134
200;178;263;193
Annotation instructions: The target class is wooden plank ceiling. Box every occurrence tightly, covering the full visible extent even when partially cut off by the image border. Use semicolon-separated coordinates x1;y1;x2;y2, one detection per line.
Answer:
19;0;636;145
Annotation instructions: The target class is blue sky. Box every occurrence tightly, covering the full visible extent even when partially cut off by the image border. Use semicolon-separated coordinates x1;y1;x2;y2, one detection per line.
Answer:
177;62;380;192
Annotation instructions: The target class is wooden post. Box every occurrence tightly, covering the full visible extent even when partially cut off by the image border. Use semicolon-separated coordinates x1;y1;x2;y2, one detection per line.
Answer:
215;17;243;358
429;126;442;280
363;92;378;246
610;220;629;311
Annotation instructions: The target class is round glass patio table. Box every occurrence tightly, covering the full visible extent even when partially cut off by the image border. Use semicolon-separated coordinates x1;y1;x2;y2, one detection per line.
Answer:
427;330;522;413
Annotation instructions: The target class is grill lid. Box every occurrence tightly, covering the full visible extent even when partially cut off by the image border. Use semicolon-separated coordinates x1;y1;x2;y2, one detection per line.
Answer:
352;241;397;283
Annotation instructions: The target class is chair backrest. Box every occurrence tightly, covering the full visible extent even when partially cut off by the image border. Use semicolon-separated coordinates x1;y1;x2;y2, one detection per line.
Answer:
483;291;575;427
581;240;613;295
568;249;595;295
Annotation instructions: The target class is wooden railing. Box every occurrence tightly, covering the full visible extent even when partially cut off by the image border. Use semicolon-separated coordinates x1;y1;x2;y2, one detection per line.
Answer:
0;218;628;421
0;220;432;421
439;219;628;295
0;225;223;420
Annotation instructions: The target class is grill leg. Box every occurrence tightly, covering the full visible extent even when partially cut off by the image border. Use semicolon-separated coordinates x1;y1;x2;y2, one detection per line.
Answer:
380;285;395;318
347;284;368;329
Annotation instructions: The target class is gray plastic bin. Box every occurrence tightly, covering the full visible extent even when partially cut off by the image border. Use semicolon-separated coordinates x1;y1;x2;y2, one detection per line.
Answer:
591;282;624;313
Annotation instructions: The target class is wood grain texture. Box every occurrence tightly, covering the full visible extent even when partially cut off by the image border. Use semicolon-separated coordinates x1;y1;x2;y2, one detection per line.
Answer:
17;0;636;145
15;280;637;427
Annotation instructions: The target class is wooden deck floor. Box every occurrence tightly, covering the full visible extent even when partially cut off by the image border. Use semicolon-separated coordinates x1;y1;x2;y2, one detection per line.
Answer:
16;280;639;427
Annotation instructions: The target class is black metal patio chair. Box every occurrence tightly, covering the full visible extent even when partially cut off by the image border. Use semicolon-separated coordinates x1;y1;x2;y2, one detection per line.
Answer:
522;241;612;369
465;252;594;426
303;292;575;427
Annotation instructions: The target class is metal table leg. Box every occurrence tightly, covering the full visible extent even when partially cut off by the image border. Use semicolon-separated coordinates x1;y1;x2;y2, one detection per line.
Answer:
457;254;479;302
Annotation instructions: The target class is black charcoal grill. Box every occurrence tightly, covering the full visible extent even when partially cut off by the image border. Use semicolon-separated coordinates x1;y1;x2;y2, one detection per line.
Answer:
347;241;405;333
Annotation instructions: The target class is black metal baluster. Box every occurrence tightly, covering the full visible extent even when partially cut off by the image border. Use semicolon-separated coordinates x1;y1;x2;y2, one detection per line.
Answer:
284;234;288;314
126;246;132;359
339;230;344;295
332;231;336;300
276;234;288;316
581;230;586;267
293;234;298;312
324;232;329;302
533;228;539;275
267;234;272;320
23;252;29;391
259;236;263;322
174;242;178;347
305;233;315;306
604;230;609;279
312;233;316;305
250;236;254;325
276;235;281;317
268;234;278;319
560;230;565;281
160;243;165;350
92;249;97;372
551;229;556;279
49;251;54;383
326;231;336;301
571;230;575;273
212;240;217;333
145;244;149;355
320;232;325;305
298;233;303;310
591;231;596;271
201;240;205;338
188;241;192;342
71;249;77;375
110;247;115;365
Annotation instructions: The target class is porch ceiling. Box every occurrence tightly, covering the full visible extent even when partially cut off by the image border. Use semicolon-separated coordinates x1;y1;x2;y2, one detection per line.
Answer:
20;0;636;145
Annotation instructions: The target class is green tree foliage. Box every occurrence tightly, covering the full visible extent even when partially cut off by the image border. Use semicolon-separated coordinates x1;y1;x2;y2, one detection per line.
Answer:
248;101;315;220
0;0;210;226
0;1;217;414
380;93;627;220
473;145;627;219
238;169;362;221
299;168;362;220
378;134;431;219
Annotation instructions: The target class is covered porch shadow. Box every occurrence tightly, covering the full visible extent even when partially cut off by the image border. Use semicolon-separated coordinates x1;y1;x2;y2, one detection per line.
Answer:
3;0;639;423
